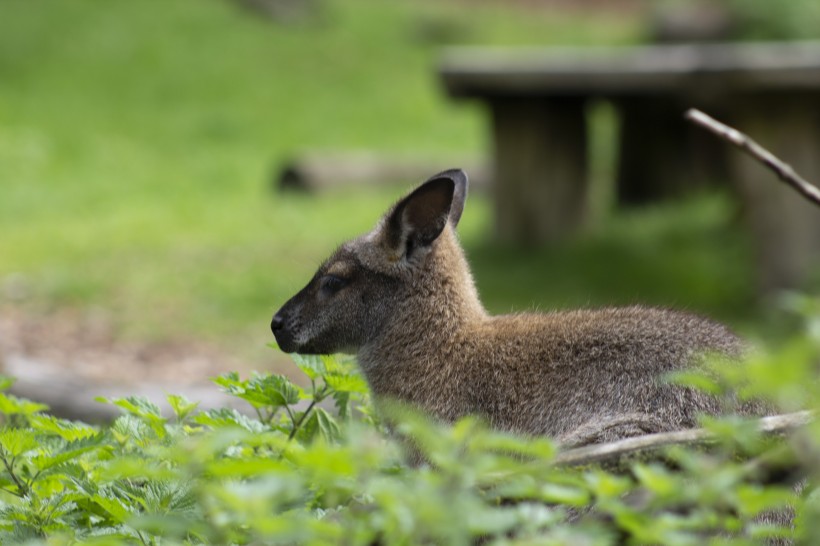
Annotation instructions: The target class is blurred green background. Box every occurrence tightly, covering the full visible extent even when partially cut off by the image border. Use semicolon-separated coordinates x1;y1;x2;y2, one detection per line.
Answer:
2;0;818;373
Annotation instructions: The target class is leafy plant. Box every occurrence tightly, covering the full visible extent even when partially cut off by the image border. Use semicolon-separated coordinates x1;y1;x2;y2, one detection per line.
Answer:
0;322;817;544
209;347;372;442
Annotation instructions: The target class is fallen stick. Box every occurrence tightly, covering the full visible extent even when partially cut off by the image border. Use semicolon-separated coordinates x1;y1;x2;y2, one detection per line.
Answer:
555;410;814;467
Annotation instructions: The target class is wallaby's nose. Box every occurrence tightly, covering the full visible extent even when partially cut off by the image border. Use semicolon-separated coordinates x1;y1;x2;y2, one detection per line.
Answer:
271;313;285;334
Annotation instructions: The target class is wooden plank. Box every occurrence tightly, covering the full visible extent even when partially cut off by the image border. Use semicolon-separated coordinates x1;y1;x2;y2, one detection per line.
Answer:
440;42;820;99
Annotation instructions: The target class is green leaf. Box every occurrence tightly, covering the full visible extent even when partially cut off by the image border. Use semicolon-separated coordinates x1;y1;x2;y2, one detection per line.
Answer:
633;464;678;498
207;456;288;478
665;370;724;396
138;479;197;514
99;456;177;482
735;484;793;517
321;354;346;373
324;372;369;395
469;430;556;460
700;415;764;453
0;428;39;457
29;415;98;442
102;396;162;418
0;377;15;392
294;408;341;444
0;393;49;416
31;438;104;473
130;513;211;542
214;372;302;409
314;408;341;443
585;470;633;500
97;396;167;439
193;408;266;433
92;491;134;523
291;353;327;380
252;374;301;407
538;483;591;506
109;414;157;446
167;394;199;422
212;371;243;391
333;391;351;420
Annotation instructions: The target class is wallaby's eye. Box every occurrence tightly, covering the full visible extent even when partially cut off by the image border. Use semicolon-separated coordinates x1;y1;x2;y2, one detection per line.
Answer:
319;274;347;296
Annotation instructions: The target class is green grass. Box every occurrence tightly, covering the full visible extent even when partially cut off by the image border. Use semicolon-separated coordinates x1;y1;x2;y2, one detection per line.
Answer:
468;194;756;325
0;0;770;364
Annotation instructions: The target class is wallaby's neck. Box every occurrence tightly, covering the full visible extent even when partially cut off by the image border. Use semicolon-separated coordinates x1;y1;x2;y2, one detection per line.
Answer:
358;227;486;373
423;227;486;323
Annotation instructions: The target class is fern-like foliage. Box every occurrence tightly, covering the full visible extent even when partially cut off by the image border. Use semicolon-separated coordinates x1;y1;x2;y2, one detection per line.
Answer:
0;323;817;544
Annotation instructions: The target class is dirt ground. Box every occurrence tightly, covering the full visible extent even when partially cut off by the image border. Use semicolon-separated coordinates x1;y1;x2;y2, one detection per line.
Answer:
0;305;288;420
0;306;251;385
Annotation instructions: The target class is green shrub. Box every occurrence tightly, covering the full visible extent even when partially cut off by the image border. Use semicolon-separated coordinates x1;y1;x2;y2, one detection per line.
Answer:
0;320;818;545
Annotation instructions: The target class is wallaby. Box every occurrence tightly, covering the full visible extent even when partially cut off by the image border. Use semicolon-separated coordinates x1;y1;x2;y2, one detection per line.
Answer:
272;169;766;445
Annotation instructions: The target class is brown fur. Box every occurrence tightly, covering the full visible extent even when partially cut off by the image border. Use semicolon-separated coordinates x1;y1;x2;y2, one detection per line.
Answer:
272;169;765;445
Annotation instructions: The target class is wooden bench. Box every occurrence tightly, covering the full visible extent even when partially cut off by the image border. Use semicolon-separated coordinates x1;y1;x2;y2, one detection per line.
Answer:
439;41;820;292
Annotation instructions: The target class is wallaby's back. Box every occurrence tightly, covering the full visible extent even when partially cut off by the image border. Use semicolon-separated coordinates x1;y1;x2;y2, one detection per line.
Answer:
473;307;745;442
272;169;764;445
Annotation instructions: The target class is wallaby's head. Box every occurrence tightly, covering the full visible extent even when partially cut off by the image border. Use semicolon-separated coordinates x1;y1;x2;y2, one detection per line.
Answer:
272;169;481;355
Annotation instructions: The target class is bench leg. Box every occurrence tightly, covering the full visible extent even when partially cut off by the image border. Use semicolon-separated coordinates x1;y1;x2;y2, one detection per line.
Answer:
616;98;728;205
489;98;588;244
728;96;820;294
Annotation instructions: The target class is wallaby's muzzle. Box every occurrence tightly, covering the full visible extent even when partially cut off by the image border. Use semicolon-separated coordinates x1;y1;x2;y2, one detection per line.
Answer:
270;310;297;353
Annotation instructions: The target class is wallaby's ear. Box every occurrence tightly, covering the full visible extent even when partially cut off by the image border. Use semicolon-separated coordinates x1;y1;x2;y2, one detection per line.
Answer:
437;168;468;227
382;169;468;261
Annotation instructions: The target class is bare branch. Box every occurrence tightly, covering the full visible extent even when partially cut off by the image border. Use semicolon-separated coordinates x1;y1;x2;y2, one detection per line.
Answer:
685;108;820;208
555;411;814;467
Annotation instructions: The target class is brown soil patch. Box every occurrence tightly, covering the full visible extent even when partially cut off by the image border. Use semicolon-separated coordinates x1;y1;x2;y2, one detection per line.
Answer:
0;306;253;385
